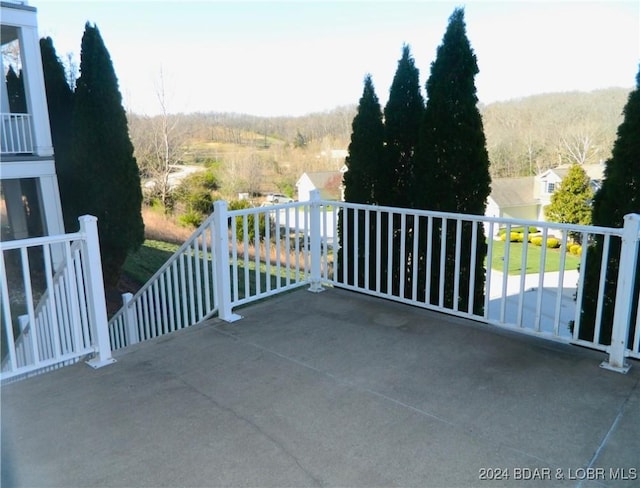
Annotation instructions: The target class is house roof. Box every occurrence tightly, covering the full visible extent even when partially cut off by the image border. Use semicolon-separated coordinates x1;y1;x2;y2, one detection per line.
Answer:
542;163;605;182
298;171;343;200
304;171;340;188
489;176;536;207
490;164;606;211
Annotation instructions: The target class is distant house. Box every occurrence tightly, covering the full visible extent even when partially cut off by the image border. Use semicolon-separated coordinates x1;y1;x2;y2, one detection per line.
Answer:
485;163;604;228
486;176;541;222
296;166;346;202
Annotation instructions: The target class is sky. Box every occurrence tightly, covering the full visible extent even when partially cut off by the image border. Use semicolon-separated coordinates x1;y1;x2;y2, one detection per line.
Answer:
30;0;640;117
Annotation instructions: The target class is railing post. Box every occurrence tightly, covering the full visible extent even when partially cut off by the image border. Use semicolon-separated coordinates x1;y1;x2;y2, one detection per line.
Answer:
307;189;324;293
17;315;32;365
213;200;242;322
79;215;116;369
122;293;139;346
601;213;640;373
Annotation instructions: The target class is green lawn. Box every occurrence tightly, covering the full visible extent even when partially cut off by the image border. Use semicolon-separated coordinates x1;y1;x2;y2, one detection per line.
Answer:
123;239;305;297
123;240;178;285
487;239;581;275
126;238;582;286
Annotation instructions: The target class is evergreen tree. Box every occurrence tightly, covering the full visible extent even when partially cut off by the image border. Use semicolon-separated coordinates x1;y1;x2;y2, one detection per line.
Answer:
381;45;424;295
339;74;384;286
413;8;491;313
381;44;424;208
343;74;384;205
70;23;144;287
579;66;640;343
5;65;26;113
40;37;76;231
544;164;593;233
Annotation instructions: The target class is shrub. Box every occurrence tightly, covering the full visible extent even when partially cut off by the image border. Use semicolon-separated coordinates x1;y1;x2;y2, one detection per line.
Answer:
498;226;539;236
569;244;582;256
499;231;525;242
173;170;219;227
531;236;543;246
190;170;219;191
178;210;203;228
546;238;561;249
228;200;265;244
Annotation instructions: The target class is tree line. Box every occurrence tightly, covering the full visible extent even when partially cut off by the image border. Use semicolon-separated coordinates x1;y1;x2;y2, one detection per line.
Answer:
482;88;629;177
38;26;143;288
337;5;640;349
123;86;627;219
339;8;490;314
5;12;636;343
579;69;640;346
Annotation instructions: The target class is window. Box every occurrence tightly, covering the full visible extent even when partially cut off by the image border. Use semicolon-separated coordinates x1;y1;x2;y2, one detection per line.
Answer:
547;182;556;193
0;178;45;240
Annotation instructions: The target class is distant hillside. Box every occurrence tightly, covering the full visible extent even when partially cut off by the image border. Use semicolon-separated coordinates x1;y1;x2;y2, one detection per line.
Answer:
128;87;631;196
480;87;630;177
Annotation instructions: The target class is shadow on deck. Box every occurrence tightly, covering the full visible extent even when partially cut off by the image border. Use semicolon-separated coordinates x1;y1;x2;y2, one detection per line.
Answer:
2;288;639;487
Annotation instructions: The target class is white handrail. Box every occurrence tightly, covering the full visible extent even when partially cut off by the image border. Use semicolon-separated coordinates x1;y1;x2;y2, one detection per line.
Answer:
1;216;113;382
1;112;34;154
105;197;639;373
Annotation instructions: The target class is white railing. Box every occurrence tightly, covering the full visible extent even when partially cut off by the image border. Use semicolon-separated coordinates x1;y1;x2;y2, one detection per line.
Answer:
108;191;639;372
108;199;318;349
1;216;114;383
1;113;34;154
320;201;639;372
108;213;221;349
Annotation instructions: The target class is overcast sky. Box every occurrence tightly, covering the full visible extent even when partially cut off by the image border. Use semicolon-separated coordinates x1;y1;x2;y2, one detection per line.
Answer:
32;0;640;116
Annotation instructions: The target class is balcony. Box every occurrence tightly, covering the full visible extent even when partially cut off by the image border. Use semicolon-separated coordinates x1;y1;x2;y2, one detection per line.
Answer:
1;195;639;485
2;287;639;486
0;113;34;155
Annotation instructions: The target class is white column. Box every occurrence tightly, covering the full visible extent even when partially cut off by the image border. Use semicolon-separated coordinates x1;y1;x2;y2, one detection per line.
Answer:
212;200;242;322
18;23;53;157
307;189;324;292
80;215;116;369
601;213;640;373
37;175;65;235
36;175;66;268
122;292;139;346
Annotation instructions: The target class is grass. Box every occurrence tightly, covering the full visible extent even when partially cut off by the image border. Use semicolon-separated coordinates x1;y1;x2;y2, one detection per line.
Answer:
142;207;195;244
487;239;581;275
129;204;317;291
123;240;179;285
122;239;310;298
125;236;581;289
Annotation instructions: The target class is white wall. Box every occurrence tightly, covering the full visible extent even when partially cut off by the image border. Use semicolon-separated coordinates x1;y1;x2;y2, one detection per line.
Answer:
296;174;315;202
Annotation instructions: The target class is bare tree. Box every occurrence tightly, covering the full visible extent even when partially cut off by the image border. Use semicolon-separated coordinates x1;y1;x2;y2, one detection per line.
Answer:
561;133;592;165
132;69;187;209
2;39;21;72
64;52;78;89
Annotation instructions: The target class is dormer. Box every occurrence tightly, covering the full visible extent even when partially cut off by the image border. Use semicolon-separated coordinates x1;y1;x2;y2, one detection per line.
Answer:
536;168;564;200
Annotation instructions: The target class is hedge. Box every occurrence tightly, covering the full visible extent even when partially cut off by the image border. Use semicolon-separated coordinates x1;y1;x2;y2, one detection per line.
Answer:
569;244;582;255
529;236;561;248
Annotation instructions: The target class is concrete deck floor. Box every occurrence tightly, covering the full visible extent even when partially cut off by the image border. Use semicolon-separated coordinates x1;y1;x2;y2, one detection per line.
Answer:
2;288;639;488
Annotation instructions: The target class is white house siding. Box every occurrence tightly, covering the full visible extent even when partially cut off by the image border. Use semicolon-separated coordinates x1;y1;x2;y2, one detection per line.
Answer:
502;205;539;222
484;197;540;237
1;1;65;240
296;174;315;202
